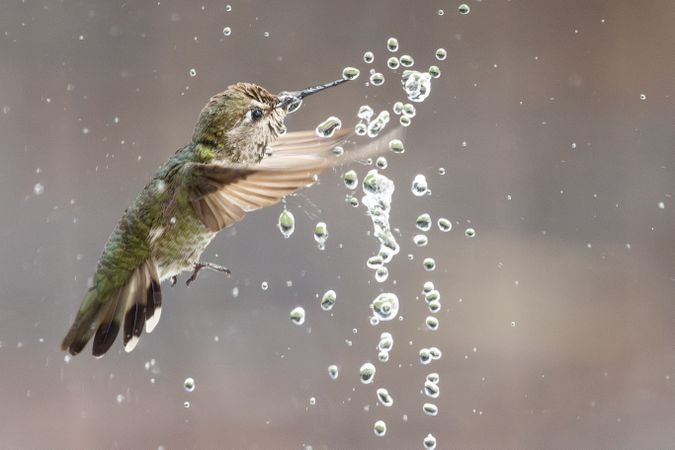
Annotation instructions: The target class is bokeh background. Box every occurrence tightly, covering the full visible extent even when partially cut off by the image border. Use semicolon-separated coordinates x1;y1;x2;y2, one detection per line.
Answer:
1;0;674;448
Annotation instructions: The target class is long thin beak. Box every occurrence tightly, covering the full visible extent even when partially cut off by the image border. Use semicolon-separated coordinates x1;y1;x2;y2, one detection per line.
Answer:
277;78;350;112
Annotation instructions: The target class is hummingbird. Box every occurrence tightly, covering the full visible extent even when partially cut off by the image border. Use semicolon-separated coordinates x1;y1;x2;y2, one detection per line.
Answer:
61;77;358;357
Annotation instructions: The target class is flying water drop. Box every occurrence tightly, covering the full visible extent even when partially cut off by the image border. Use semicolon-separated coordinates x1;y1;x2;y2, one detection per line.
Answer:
315;116;342;138
342;67;360;80
320;290;337;311
373;420;387;437
314;222;328;249
290;306;305;325
376;388;394;407
411;174;429;196
371;293;399;321
359;362;376;384
277;209;295;238
401;70;432;103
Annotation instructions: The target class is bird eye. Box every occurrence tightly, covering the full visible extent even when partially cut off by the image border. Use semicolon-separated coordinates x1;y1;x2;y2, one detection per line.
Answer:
251;108;263;121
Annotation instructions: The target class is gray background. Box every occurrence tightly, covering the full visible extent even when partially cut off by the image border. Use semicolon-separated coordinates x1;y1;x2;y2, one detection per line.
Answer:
1;0;674;448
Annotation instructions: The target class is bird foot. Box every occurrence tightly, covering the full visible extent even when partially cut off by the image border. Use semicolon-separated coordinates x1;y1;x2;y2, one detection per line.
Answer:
170;275;178;287
186;262;231;286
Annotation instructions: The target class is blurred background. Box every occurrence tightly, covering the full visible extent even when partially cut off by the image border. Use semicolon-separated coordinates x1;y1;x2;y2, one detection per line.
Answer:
1;0;674;448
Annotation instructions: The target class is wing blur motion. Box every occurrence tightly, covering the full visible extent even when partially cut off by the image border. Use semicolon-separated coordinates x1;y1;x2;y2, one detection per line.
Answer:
188;129;356;233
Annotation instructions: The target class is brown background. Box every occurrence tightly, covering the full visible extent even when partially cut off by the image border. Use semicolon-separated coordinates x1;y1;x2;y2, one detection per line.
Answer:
0;0;674;448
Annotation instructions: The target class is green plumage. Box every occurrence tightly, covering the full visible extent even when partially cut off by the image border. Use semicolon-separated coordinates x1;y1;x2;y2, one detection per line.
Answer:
62;79;355;357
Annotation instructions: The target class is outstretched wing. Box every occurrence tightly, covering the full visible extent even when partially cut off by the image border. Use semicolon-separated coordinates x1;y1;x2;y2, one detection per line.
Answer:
188;129;353;232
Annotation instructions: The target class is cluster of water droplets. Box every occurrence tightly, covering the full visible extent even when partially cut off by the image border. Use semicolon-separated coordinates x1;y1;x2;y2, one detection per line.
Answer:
361;170;399;283
268;33;453;446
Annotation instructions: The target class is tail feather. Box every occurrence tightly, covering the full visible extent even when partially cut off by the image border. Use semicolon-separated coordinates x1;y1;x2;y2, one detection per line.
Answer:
61;259;163;357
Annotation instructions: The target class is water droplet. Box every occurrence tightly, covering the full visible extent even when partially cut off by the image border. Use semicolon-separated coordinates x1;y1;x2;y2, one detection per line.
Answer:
342;67;360;80
371;293;399;321
369;72;385;86
373;420;387;436
189;68;197;77
328;364;339;379
401;70;432;102
414;234;428;247
378;332;394;351
402;103;416;118
183;401;190;408
464;227;476;238
343;170;358;190
355;122;367;136
314;222;328;249
332;145;344;156
437;218;452;232
367;110;390;137
510;321;517;327
423;402;439;416
367;255;384;269
423;281;435;294
309;397;316;406
225;4;232;12
33;183;44;196
416;213;431;231
426;373;440;384
387;57;400;70
425;290;440;304
263;31;270;38
320;289;337;311
438;9;444;16
639;93;646;100
363;51;374;63
362;170;399;278
392;102;403;115
399;116;411;127
423;433;437;450
435;48;447;61
375;266;389;283
428;300;441;314
184;377;195;392
376;156;388;169
358;105;374;122
412;174;428;196
399;55;414;67
315;116;342;138
116;394;125;404
388;138;405;154
277;209;295;238
359;362;376;384
419;348;432;365
429;347;442;360
424;380;440;398
290;306;306;325
425;316;439;331
261;281;268;290
222;27;231;36
378;350;390;362
428;65;441;78
458;3;471;15
386;37;399;52
377;388;394;407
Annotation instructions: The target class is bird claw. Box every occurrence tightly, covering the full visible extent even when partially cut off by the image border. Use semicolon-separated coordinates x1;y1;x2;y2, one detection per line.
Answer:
170;275;178;287
185;262;231;287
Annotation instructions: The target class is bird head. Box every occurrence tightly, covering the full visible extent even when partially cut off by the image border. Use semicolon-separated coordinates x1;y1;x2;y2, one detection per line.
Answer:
191;78;349;164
